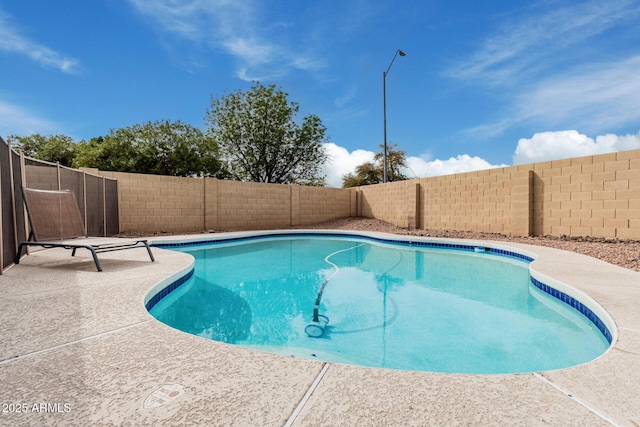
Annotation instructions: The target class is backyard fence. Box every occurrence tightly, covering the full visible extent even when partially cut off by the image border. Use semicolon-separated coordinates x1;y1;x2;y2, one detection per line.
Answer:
90;149;640;240
0;137;119;273
353;149;640;240
89;170;356;233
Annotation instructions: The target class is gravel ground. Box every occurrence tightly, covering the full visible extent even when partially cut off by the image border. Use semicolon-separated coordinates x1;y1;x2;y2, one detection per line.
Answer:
294;217;640;272
119;217;640;272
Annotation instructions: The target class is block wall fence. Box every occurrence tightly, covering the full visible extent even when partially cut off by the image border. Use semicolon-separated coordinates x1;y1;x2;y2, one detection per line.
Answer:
87;148;640;239
86;170;356;232
354;149;640;239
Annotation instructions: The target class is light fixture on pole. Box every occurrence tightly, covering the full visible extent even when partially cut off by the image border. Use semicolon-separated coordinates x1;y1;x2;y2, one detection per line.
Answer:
383;49;405;183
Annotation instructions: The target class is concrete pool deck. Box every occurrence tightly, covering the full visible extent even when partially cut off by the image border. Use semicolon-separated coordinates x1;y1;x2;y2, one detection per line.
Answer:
1;230;639;426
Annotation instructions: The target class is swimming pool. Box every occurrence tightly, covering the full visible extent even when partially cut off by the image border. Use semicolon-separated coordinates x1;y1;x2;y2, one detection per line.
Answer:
147;232;613;374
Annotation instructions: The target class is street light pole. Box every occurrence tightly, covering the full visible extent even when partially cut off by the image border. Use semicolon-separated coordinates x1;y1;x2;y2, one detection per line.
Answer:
383;49;405;183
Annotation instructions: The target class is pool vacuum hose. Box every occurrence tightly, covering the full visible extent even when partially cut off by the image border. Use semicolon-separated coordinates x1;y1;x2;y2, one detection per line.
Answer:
305;244;364;338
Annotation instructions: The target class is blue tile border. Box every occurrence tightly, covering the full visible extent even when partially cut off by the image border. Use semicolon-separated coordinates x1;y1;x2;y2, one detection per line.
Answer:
153;232;535;263
530;276;612;344
145;268;194;312
150;232;611;345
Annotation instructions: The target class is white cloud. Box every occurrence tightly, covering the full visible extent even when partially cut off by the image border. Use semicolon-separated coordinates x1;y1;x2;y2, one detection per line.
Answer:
235;67;266;83
513;130;640;164
405;155;505;178
325;128;640;187
447;0;640;140
458;120;512;141
321;143;505;188
221;37;275;67
446;0;639;85
0;100;60;137
289;55;325;72
334;87;357;108
322;142;375;187
128;0;253;46
0;10;81;74
514;56;640;132
128;0;323;78
460;55;640;141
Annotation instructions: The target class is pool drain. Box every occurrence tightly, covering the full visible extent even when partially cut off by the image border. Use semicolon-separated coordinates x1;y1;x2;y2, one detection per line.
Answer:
143;384;185;409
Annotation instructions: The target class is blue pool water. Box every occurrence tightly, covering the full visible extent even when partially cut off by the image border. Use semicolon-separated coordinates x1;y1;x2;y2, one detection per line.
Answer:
149;235;610;374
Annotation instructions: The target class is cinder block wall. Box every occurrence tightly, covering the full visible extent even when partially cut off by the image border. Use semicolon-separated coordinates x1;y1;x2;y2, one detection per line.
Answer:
297;185;354;226
354;168;529;235
524;150;640;239
214;180;291;230
354;180;419;229
355;149;640;239
93;171;205;232
88;171;353;232
88;148;640;239
420;167;530;236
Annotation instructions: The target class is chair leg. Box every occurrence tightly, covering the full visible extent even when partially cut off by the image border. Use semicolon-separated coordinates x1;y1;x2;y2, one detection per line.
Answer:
15;243;26;264
88;248;103;272
144;242;155;262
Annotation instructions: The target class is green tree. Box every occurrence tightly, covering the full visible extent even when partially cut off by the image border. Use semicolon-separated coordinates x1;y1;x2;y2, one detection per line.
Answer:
342;161;380;188
74;135;135;172
206;82;328;185
342;143;408;188
375;143;408;183
9;133;76;167
74;120;227;177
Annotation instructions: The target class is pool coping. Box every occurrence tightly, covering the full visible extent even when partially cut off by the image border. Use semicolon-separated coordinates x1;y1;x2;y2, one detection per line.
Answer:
1;229;639;426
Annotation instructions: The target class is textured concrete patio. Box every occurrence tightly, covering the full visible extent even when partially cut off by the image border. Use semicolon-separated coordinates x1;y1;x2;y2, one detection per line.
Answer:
1;231;639;426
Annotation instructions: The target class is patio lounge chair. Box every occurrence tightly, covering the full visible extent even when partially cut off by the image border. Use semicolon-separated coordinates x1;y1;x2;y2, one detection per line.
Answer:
15;187;155;272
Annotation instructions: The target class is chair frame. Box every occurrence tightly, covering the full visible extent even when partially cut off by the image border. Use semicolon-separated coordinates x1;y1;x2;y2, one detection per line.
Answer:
15;188;155;272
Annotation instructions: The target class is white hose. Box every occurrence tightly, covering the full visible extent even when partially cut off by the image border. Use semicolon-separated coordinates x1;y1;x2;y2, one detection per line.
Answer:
309;243;365;326
323;243;366;281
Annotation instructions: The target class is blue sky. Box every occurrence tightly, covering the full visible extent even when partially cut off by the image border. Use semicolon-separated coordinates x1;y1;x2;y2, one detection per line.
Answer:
1;0;639;187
